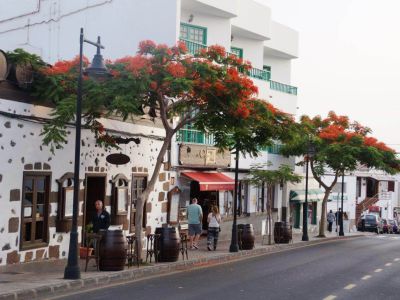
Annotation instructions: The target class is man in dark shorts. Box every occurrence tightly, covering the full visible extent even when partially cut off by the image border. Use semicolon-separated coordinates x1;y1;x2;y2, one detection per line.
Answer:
187;198;203;249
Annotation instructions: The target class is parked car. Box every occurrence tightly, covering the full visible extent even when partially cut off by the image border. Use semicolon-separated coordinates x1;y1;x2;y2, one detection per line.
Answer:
381;219;393;234
388;219;398;233
357;214;381;233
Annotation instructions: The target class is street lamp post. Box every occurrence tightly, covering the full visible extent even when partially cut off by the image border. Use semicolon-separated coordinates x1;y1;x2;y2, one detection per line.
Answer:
339;171;345;236
302;141;315;242
229;148;239;252
64;28;108;280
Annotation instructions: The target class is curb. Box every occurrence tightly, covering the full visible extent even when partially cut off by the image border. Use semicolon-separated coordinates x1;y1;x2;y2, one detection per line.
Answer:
0;235;364;299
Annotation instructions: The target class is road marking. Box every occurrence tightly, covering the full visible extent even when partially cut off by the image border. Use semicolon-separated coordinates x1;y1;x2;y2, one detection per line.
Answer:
394;258;400;261
344;284;356;290
362;275;371;280
374;268;383;273
385;263;392;266
323;295;337;300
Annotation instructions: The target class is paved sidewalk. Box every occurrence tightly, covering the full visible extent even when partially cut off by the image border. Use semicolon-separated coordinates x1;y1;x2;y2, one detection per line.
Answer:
0;231;373;300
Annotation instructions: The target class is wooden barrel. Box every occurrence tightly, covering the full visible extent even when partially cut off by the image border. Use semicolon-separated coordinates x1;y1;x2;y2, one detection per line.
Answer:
274;221;292;244
0;50;9;81
155;227;180;262
238;224;255;250
7;62;34;89
99;229;127;271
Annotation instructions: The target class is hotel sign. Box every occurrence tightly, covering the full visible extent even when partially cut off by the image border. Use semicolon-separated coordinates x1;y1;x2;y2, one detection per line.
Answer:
179;144;231;167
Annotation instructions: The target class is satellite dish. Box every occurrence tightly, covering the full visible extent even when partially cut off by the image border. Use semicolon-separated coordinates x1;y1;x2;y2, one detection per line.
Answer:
106;153;130;165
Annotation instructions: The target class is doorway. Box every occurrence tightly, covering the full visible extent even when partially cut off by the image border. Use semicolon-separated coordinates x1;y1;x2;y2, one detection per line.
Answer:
190;181;219;231
84;175;106;230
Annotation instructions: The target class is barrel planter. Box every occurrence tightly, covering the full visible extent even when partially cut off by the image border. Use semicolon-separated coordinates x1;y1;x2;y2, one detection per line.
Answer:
99;229;127;271
238;224;255;250
155;227;180;262
0;50;9;81
274;221;292;244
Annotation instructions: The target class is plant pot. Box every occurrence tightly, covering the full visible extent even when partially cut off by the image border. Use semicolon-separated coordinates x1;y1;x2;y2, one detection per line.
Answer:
79;247;93;259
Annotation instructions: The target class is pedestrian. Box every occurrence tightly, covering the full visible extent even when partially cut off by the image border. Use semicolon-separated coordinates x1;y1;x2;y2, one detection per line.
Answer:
207;205;222;251
335;208;342;232
92;200;110;233
187;198;203;250
327;210;335;232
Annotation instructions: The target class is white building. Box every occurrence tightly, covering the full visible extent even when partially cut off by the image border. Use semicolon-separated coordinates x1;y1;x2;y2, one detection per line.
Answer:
0;0;299;265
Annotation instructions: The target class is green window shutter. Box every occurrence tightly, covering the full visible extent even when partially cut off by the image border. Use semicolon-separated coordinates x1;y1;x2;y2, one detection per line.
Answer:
180;23;207;44
230;47;243;58
263;65;271;81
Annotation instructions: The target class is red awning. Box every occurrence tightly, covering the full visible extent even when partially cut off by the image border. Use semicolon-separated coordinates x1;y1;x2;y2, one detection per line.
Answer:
182;172;235;191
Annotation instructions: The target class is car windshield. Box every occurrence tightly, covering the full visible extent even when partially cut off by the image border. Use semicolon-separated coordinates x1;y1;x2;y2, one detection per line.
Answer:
365;215;376;221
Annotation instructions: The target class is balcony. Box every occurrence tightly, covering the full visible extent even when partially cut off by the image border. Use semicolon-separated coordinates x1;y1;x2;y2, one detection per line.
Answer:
259;143;283;154
176;128;215;145
179;39;297;95
270;80;297;95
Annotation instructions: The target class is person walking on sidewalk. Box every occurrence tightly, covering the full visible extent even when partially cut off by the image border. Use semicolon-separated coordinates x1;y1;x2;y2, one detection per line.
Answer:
187;198;203;250
327;210;335;233
207;205;222;251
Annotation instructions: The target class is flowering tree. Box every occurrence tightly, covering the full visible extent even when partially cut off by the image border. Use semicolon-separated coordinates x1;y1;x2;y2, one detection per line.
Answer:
281;111;400;237
27;41;295;258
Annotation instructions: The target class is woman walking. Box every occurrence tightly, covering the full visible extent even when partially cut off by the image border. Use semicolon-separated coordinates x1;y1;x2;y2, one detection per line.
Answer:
207;205;222;251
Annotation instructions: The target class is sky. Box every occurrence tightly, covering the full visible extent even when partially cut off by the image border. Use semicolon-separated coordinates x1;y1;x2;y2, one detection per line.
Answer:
258;0;400;153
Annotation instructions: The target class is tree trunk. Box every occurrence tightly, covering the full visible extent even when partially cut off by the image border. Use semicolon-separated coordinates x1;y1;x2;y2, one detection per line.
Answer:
134;132;172;262
318;191;331;237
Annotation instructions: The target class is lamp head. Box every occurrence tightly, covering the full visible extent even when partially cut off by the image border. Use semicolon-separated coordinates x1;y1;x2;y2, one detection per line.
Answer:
84;36;111;80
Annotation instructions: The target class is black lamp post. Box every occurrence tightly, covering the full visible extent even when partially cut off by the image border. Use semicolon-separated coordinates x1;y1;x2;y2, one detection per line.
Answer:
302;141;315;242
64;28;109;280
339;171;345;236
229;148;240;252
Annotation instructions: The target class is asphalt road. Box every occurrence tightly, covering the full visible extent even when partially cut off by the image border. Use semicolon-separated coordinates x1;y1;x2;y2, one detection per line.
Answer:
57;235;400;300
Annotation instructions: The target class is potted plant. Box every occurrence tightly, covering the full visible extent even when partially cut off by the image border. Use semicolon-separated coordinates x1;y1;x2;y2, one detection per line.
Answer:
79;223;94;259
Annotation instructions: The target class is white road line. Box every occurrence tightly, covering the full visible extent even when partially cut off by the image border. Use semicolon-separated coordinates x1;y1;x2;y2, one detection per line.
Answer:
344;284;356;290
374;268;383;273
362;275;371;280
322;295;337;300
394;258;400;261
385;263;392;266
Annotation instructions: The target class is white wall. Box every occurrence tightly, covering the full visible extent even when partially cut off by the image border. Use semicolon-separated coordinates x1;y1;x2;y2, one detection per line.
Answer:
0;98;168;265
0;0;180;63
180;10;231;49
264;56;292;83
264;21;299;59
231;36;264;69
231;0;271;40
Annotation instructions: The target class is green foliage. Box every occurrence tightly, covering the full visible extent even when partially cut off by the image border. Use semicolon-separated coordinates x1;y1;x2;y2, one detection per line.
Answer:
249;163;302;186
6;48;46;69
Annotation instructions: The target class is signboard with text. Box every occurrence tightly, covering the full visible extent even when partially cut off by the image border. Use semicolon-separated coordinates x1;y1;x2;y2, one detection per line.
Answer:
179;144;231;167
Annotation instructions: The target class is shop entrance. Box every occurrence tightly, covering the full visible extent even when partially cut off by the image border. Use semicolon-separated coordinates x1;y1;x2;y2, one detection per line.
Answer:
84;175;106;237
190;181;219;231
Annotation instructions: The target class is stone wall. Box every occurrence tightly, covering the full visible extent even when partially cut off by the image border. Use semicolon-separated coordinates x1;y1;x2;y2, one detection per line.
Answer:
0;98;170;265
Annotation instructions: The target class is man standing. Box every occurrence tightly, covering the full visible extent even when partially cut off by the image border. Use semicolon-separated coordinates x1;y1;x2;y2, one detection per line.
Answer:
92;200;110;233
327;210;335;233
187;198;203;249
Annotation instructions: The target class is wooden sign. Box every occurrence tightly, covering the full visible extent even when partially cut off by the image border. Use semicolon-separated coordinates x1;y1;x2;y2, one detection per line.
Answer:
179;144;231;167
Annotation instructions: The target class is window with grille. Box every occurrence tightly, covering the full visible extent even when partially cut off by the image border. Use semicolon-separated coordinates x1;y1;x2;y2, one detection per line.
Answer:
21;174;50;249
230;47;243;58
180;23;207;44
130;175;147;232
